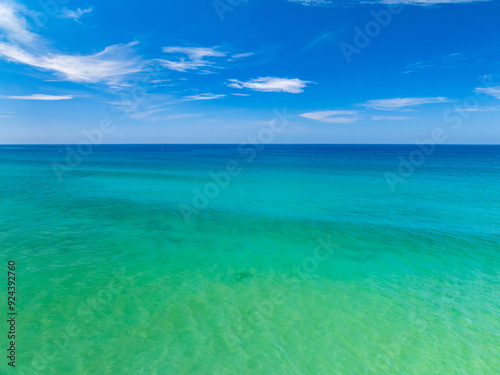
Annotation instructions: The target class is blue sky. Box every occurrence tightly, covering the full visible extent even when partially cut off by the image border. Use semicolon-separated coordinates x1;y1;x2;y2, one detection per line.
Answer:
0;0;499;143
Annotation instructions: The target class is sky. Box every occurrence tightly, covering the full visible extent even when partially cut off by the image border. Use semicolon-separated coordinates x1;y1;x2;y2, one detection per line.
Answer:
0;0;499;144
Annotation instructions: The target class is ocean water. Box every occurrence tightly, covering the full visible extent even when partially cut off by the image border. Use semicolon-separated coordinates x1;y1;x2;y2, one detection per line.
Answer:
0;144;499;374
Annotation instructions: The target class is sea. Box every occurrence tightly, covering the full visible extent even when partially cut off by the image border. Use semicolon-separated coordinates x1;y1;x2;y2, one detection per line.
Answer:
0;144;498;374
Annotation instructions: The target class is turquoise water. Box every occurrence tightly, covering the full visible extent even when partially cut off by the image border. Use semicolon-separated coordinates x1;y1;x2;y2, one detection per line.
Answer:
0;145;499;374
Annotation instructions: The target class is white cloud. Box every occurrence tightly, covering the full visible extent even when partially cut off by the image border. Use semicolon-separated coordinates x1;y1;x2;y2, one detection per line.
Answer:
0;2;144;88
182;93;226;101
163;47;225;60
455;106;500;112
0;94;73;100
0;41;144;86
165;113;201;119
150;79;172;84
232;52;254;59
0;1;37;44
228;77;310;93
287;0;333;6
300;110;359;123
232;93;250;96
475;86;500;99
158;60;201;72
363;97;450;110
133;112;202;122
158;46;225;72
59;7;93;21
374;0;490;4
371;115;416;120
288;0;490;5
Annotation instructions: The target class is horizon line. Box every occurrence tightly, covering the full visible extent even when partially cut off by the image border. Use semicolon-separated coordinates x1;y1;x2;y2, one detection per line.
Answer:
1;143;500;146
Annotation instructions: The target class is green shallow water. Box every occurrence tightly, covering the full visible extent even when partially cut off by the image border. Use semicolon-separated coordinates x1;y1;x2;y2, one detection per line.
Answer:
0;145;499;374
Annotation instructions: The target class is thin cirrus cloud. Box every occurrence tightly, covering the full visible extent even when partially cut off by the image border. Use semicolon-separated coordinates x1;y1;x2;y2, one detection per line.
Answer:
287;0;490;6
228;77;311;93
456;106;500;112
0;42;145;86
371;115;416;120
128;108;169;119
128;110;202;121
475;86;500;99
0;1;37;44
181;93;226;101
300;110;359;123
286;0;344;6
0;94;74;100
59;7;94;21
0;111;15;118
232;52;254;59
363;97;451;110
374;0;490;4
165;113;202;119
158;46;226;72
0;2;145;88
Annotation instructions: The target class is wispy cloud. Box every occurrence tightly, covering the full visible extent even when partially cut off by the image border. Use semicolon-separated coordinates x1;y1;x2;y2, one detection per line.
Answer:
0;94;74;100
158;46;225;72
59;7;93;21
455;106;500;112
0;0;37;45
303;31;341;51
300;110;359;123
287;0;334;6
288;0;490;6
371;115;416;120
158;60;199;72
363;97;450;110
0;41;145;86
232;52;254;59
128;111;202;122
129;108;168;119
0;2;145;88
374;0;490;4
182;93;226;101
165;113;201;119
475;86;500;99
228;77;310;93
403;52;466;73
163;47;225;60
